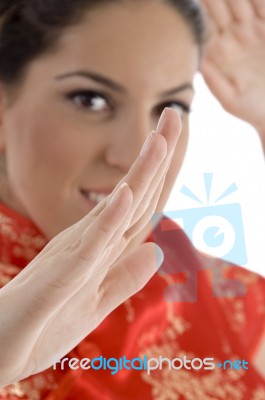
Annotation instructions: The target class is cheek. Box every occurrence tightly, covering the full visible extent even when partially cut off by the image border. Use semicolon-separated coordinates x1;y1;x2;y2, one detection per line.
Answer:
5;108;85;191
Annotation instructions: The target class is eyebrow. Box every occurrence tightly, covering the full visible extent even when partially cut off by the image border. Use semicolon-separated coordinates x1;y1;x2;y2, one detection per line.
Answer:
55;70;194;97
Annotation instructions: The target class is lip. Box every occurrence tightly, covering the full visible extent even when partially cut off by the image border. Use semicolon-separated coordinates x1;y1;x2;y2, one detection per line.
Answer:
79;191;98;209
80;188;114;195
79;189;109;209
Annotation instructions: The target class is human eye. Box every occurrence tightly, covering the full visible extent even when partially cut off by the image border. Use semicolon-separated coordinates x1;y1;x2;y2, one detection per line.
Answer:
65;90;111;113
156;101;192;118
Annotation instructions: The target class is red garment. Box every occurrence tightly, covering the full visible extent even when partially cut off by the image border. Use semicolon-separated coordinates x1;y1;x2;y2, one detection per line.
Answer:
0;202;265;400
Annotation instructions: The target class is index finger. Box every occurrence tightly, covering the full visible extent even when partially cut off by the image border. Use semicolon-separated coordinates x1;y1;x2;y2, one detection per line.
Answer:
202;0;233;32
225;0;255;21
251;0;265;17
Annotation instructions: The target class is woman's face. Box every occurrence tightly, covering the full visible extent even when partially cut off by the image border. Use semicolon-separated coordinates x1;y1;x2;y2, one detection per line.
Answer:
0;1;198;239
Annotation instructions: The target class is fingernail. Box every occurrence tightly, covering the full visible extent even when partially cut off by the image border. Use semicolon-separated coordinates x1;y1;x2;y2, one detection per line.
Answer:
156;108;168;134
140;130;156;156
110;182;128;204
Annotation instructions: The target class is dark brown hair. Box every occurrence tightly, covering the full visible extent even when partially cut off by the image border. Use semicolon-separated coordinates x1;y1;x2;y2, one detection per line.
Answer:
0;0;205;86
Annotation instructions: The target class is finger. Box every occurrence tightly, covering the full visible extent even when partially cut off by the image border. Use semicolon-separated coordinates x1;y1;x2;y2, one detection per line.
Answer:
251;0;265;18
122;130;167;212
33;196;111;258
225;0;255;21
76;112;169;254
41;128;167;260
96;109;180;263
71;138;167;273
97;109;181;266
115;108;180;208
117;108;180;237
98;242;164;317
200;60;235;109
69;183;134;267
8;186;135;327
8;183;133;292
200;0;218;39
96;175;167;288
49;109;176;256
103;174;166;266
202;0;233;31
38;110;174;279
80;133;167;257
128;108;181;227
68;122;168;240
121;175;166;243
17;242;165;375
204;12;218;40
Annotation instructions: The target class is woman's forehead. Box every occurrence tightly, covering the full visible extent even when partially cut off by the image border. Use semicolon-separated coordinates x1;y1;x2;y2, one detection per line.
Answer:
8;1;198;101
47;3;199;84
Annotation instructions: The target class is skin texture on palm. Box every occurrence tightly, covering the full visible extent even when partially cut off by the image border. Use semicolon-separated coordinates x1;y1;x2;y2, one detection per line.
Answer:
201;0;265;152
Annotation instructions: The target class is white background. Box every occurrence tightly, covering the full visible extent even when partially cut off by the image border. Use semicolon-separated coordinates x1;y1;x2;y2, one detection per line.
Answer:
165;73;265;277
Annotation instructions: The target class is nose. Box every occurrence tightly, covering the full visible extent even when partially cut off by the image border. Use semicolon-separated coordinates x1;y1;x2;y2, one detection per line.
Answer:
104;111;155;173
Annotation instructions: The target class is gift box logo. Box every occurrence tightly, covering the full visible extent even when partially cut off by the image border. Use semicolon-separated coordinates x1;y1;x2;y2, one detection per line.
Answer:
151;174;247;302
164;173;247;266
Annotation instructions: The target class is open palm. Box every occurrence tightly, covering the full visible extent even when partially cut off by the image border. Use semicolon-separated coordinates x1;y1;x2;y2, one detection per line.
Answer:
0;109;181;387
201;0;265;134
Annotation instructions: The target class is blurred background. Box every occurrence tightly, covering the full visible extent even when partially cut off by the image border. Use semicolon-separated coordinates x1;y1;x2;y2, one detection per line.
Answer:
165;73;265;277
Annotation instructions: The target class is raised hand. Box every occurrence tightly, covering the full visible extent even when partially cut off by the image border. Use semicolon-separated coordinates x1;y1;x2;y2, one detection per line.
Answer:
0;108;181;387
201;0;265;149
